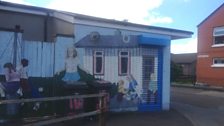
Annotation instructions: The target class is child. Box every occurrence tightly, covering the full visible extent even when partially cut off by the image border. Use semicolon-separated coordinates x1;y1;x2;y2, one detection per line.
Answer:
2;63;21;117
17;58;31;98
59;46;88;84
117;80;126;102
2;63;21;95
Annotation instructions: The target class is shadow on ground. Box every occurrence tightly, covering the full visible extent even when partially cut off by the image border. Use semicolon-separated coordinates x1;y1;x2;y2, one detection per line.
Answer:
57;109;193;126
1;109;193;126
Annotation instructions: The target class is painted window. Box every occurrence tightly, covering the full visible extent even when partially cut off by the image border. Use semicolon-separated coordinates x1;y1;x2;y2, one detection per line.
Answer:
212;58;224;67
119;51;130;75
213;27;224;46
93;51;104;75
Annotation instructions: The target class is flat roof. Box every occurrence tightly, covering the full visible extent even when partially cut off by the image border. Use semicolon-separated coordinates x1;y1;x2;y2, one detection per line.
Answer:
0;1;193;40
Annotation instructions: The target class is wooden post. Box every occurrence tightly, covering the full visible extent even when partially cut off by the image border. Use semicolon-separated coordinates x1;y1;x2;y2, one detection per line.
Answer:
99;95;106;126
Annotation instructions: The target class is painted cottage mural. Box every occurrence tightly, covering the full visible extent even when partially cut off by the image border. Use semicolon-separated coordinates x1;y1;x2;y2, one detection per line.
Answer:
75;31;163;111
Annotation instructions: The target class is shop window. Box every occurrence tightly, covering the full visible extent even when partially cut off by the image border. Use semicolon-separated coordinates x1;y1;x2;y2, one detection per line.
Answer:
93;51;104;75
119;51;130;75
213;26;224;47
212;58;224;67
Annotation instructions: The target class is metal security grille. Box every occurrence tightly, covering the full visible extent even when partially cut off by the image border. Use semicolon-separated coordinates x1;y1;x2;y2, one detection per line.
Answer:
139;47;161;111
142;56;158;104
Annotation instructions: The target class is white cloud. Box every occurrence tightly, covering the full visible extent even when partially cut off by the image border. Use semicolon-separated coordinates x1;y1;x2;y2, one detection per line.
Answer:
2;0;173;25
46;0;172;25
144;12;173;24
171;38;197;54
2;0;31;5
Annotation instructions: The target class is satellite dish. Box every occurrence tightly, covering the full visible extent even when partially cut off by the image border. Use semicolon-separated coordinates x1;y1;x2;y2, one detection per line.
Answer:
90;31;100;41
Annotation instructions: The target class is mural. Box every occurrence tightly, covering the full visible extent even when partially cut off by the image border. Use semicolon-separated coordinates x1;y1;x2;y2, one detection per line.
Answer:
0;29;161;114
56;46;89;115
74;31;161;111
110;74;140;111
59;46;81;84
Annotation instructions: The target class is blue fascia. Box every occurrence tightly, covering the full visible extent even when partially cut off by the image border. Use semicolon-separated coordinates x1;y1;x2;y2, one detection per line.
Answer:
138;35;170;46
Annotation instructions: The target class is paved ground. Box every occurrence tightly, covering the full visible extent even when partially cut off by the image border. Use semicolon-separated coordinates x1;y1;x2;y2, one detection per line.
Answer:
172;87;224;126
57;109;193;126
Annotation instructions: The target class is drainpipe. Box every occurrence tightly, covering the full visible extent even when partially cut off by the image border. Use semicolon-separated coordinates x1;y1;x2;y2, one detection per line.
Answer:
44;13;50;42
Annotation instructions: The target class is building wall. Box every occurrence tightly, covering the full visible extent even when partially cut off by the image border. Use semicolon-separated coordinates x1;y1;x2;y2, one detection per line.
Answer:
180;63;196;76
0;30;22;74
0;10;74;42
84;48;143;92
162;45;170;110
0;30;75;77
0;10;46;41
52;18;74;37
197;5;224;86
74;23;171;111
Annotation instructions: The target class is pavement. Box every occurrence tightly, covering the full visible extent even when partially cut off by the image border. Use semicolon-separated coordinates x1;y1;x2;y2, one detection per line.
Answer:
171;85;224;126
171;83;224;92
172;102;224;126
58;109;194;126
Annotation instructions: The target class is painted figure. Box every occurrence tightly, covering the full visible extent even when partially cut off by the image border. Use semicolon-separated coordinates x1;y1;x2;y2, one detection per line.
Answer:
1;63;21;95
17;58;31;98
117;80;126;102
58;46;87;84
126;74;138;101
0;63;21;117
63;46;80;83
149;73;158;103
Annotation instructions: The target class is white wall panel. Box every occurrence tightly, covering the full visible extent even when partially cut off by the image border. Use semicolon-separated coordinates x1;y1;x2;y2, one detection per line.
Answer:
54;36;75;75
0;31;22;74
131;56;142;96
23;41;42;77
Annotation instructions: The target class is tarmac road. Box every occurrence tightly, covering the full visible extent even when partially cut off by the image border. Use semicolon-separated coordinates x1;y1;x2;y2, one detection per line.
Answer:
171;87;224;126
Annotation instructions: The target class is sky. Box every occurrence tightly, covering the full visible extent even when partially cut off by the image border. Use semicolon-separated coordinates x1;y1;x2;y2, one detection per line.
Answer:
2;0;224;54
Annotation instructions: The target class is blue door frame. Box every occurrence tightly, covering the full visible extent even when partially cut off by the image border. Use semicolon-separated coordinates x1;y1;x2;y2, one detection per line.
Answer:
138;47;163;111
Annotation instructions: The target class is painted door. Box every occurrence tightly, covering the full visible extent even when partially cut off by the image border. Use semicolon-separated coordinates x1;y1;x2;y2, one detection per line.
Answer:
139;52;161;111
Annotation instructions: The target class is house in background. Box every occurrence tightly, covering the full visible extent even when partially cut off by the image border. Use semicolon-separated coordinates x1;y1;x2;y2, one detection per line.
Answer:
171;53;197;77
0;1;193;112
197;3;224;86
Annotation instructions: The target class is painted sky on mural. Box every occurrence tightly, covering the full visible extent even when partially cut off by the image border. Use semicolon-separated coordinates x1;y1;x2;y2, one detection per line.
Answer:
2;0;224;54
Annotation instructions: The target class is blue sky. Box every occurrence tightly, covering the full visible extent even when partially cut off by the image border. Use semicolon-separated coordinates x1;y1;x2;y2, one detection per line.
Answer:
2;0;224;53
